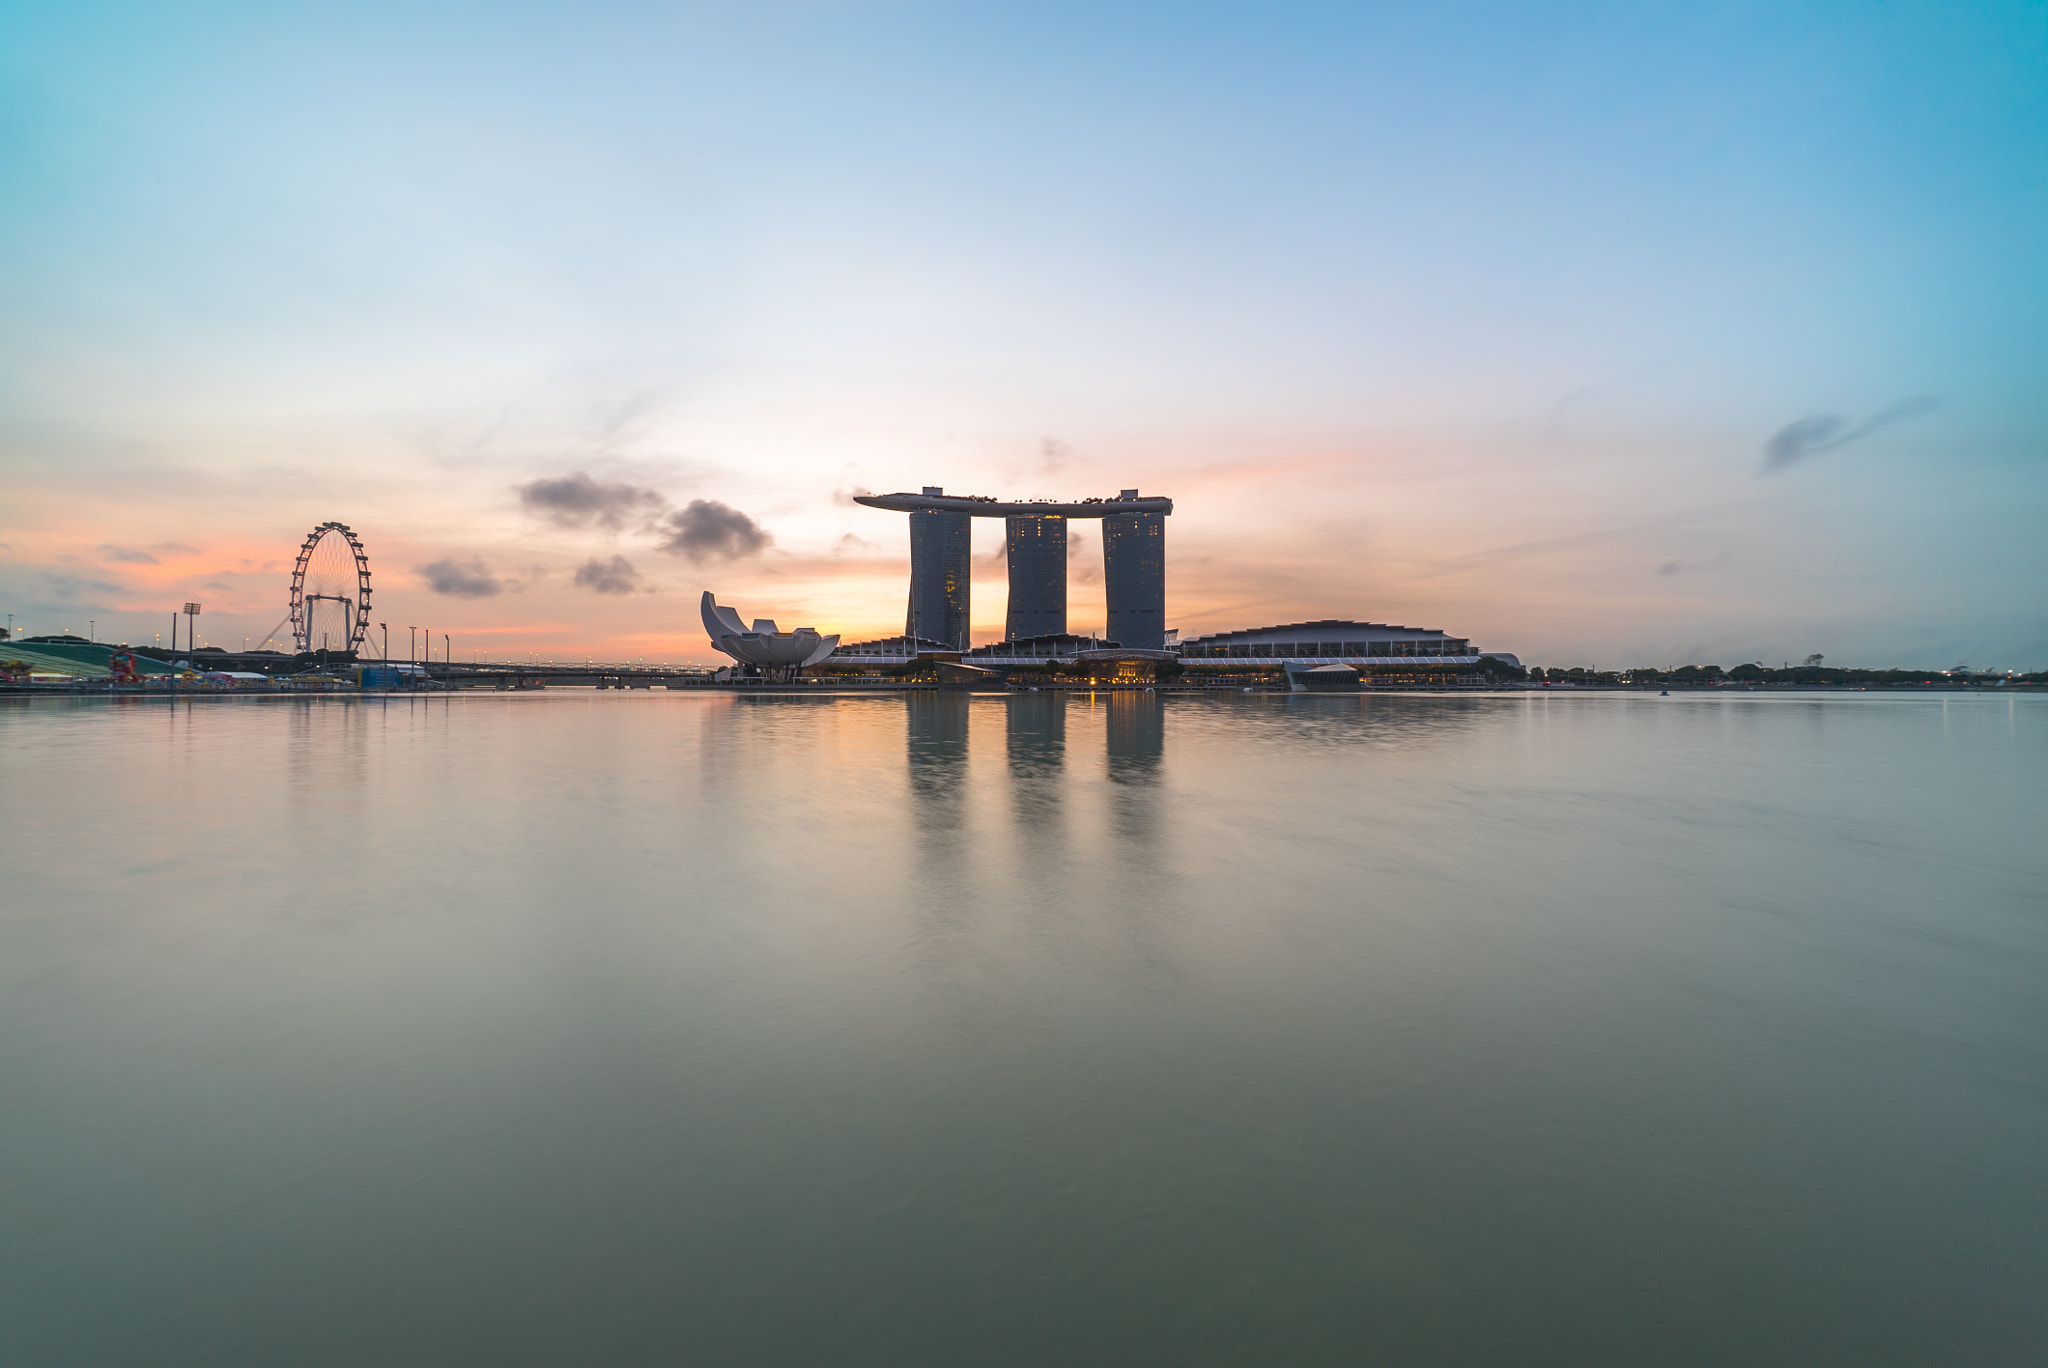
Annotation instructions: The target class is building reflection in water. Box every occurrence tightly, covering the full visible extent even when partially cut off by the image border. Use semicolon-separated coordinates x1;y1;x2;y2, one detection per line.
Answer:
1101;692;1164;848
899;691;1168;862
1002;692;1066;831
904;692;971;836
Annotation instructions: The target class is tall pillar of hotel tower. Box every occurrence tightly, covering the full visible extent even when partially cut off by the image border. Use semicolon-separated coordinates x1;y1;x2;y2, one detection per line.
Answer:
1101;489;1166;650
1003;513;1067;641
905;487;971;650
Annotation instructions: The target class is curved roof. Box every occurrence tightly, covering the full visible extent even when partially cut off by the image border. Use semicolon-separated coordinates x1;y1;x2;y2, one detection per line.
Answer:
1182;620;1458;643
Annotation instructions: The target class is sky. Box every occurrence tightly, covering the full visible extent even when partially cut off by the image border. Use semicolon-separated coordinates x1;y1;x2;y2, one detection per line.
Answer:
2;0;2044;669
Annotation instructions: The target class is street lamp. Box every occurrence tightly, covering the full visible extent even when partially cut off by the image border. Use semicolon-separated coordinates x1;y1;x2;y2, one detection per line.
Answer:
408;626;417;664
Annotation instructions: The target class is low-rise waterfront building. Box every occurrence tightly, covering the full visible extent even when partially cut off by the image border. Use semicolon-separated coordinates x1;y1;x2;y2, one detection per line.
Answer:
1178;620;1485;667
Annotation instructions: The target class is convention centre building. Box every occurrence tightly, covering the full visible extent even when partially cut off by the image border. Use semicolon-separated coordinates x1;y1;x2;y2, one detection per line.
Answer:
1176;621;1513;669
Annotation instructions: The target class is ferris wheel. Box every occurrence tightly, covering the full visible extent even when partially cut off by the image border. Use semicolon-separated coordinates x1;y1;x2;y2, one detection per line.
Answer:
289;522;373;653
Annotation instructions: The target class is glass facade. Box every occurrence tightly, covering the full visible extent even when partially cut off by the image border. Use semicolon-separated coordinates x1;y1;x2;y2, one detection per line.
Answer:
1102;510;1166;650
906;501;972;651
1004;514;1067;641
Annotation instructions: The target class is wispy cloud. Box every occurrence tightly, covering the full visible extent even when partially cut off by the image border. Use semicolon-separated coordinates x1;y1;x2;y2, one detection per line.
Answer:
1421;503;1758;580
99;544;159;563
35;571;129;602
1762;396;1942;473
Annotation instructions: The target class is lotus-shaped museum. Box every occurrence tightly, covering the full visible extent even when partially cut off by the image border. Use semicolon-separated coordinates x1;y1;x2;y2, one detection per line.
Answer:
701;592;840;676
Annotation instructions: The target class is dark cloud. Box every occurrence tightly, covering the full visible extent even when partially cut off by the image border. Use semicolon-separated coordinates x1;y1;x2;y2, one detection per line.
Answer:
99;545;159;563
516;472;666;528
573;555;641;595
1656;561;1682;575
416;557;504;597
657;500;771;563
1762;396;1942;473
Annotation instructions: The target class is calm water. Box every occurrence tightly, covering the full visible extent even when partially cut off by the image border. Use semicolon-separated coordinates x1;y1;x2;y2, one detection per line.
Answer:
2;691;2044;1365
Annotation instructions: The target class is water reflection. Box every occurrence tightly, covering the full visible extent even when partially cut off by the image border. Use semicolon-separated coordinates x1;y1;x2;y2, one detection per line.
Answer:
904;692;970;835
1101;693;1164;849
1002;692;1066;839
1;692;2043;1365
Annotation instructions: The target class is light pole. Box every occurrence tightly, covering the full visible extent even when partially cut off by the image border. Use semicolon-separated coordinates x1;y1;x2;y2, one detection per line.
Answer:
443;635;450;679
89;619;95;642
408;626;417;665
380;623;389;662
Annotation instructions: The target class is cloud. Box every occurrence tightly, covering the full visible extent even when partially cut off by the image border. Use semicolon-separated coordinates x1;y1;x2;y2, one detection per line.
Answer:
416;557;504;597
37;571;128;600
1762;396;1942;473
657;500;771;563
516;472;666;528
573;555;641;595
832;486;873;506
99;545;159;563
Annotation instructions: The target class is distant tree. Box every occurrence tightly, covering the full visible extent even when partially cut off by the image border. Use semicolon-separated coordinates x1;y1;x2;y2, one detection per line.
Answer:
1728;663;1764;681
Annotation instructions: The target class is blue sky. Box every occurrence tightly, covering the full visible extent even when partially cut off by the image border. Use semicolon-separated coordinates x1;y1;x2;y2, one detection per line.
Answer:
3;1;2044;666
